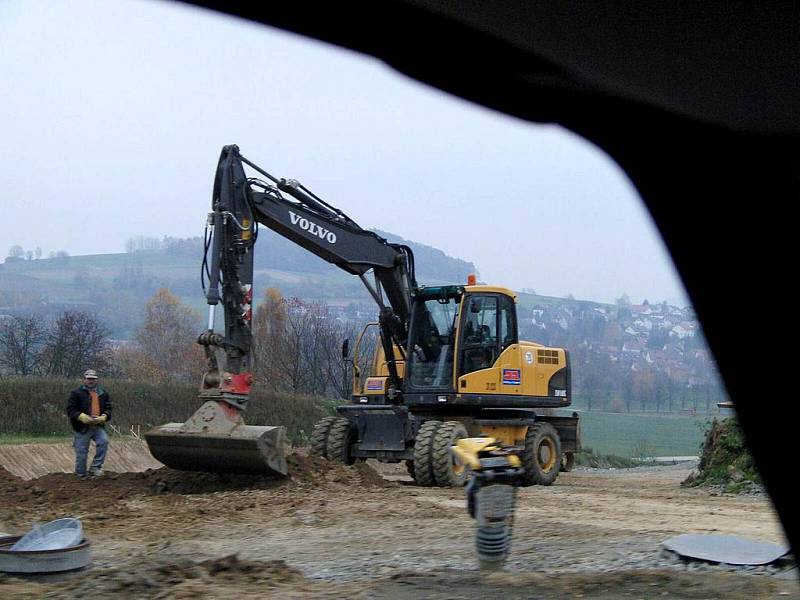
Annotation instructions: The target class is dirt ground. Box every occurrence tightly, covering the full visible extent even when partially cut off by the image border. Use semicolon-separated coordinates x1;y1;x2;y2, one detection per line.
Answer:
0;441;797;599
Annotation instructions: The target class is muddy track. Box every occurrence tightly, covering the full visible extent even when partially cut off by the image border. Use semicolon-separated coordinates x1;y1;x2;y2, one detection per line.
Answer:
0;445;796;599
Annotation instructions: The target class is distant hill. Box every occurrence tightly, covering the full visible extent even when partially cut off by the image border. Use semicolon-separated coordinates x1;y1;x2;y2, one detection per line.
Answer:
130;229;476;285
371;229;476;284
0;230;479;336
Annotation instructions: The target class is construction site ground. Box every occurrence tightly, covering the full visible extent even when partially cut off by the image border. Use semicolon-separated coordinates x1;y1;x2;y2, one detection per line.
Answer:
0;440;796;599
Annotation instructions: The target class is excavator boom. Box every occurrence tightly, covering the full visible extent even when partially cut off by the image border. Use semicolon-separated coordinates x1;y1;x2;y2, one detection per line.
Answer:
145;145;415;474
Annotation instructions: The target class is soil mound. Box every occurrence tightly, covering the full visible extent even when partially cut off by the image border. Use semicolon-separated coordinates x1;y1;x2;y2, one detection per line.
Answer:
0;466;17;485
353;461;395;488
682;417;761;492
0;454;391;514
143;468;285;495
286;453;394;488
0;467;157;513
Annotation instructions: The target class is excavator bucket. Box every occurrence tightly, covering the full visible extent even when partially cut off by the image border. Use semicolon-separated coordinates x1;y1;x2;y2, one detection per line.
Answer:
144;400;288;476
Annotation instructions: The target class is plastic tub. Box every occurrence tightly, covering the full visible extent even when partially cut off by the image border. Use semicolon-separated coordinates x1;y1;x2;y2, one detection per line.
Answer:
10;518;83;552
0;535;91;573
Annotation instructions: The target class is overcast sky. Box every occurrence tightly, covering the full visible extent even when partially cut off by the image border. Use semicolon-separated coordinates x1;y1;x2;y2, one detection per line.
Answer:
0;0;689;306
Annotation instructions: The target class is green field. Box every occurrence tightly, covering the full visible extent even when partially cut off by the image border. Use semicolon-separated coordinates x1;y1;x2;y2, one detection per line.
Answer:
1;407;709;459
0;374;710;458
578;410;710;457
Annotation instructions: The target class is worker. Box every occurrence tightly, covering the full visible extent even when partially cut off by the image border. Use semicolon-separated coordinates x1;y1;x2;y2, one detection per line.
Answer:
66;369;112;479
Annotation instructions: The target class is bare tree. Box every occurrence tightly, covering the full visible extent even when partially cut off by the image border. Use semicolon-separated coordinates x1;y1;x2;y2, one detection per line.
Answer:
41;311;111;377
7;245;24;260
252;289;365;398
321;319;361;399
280;297;316;393
134;288;204;382
108;344;161;381
125;236;162;253
252;288;289;392
0;315;46;375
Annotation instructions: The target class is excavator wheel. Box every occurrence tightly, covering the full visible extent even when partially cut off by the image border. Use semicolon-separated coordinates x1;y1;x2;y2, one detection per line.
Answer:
310;416;338;458
521;422;562;486
412;420;442;486
325;417;356;465
405;459;415;480
432;421;469;487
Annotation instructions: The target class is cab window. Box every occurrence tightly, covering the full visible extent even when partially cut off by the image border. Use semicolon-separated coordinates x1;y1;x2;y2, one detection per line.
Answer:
460;295;499;375
406;296;459;389
499;294;517;350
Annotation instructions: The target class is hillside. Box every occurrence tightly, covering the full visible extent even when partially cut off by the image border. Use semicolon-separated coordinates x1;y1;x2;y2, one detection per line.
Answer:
0;231;477;336
372;229;476;283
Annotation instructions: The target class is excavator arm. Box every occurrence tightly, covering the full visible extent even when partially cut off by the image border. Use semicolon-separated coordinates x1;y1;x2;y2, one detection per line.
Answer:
145;145;416;474
202;145;415;401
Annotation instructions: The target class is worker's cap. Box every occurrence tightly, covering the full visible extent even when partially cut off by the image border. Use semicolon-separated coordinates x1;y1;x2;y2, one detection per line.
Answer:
83;369;98;379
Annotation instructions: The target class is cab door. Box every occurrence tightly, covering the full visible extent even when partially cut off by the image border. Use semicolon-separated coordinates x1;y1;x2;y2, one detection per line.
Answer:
456;293;519;392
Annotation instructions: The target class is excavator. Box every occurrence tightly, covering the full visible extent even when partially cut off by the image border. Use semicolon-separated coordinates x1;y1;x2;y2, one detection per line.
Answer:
145;145;580;486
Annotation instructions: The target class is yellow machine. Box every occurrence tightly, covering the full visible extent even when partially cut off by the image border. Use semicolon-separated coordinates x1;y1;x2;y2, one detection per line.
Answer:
145;145;579;483
354;285;567;400
453;437;524;570
315;278;580;487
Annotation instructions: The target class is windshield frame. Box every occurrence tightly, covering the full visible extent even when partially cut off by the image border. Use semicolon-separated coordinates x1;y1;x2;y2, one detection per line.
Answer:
404;288;463;392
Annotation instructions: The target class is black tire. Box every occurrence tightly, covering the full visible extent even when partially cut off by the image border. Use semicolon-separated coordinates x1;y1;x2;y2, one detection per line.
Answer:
432;421;469;487
412;421;442;486
326;417;356;465
521;422;562;486
405;460;415;480
310;416;337;458
561;451;575;472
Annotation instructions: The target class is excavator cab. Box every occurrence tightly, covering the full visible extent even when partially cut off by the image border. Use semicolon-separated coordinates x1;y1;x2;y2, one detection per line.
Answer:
403;284;569;401
351;283;570;405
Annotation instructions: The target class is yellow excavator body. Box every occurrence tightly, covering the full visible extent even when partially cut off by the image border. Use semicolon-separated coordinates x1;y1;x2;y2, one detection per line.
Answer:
354;285;569;402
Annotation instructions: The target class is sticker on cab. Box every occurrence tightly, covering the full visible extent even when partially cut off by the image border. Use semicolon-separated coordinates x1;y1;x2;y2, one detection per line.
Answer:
502;369;521;385
366;378;385;391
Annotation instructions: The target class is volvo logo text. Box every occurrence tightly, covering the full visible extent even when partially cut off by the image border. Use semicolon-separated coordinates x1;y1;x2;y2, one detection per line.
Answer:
288;211;337;244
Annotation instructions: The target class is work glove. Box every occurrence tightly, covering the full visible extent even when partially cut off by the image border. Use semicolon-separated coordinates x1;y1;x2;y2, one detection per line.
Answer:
77;413;94;425
93;414;108;425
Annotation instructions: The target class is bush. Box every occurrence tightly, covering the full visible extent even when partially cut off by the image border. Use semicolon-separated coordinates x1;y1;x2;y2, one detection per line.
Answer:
683;417;760;489
574;447;639;469
630;439;657;462
0;377;333;444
